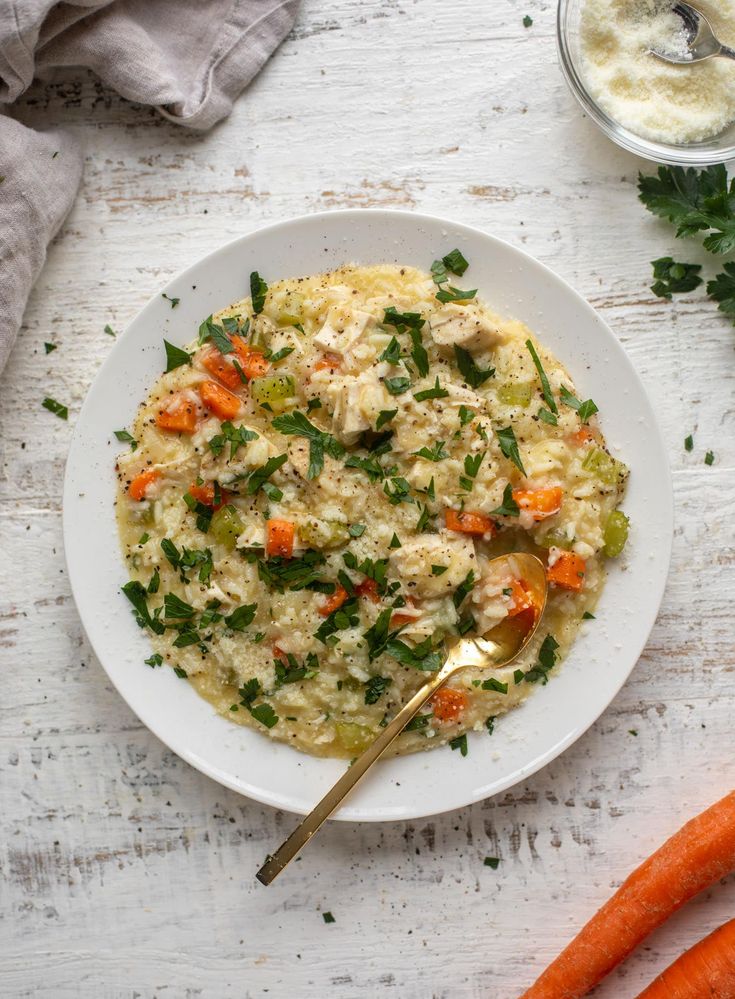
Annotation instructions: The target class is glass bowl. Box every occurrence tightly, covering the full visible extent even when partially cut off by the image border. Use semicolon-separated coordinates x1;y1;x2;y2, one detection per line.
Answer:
557;0;735;165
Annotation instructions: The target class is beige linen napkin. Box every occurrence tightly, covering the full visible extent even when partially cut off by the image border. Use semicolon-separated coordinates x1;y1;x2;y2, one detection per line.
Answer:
0;0;299;372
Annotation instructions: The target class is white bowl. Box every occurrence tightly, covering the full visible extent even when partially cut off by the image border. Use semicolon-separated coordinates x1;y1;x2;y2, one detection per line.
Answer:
63;210;672;822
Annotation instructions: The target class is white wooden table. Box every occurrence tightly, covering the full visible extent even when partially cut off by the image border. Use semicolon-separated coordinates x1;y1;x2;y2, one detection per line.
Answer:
2;2;734;996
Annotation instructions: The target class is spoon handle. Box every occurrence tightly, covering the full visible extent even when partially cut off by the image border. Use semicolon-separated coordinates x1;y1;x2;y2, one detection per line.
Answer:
255;659;460;885
719;44;735;60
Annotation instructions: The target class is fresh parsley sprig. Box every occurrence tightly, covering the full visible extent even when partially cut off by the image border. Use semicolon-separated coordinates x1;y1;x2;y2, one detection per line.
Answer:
271;410;345;478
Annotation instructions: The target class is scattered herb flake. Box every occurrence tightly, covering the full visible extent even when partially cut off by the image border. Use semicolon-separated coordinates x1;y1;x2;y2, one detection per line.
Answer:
454;346;494;389
705;450;715;465
484;856;500;868
684;434;694;452
250;271;268;314
450;733;468;756
650;257;702;300
496;425;526;475
42;397;68;420
164;339;193;372
162;293;180;309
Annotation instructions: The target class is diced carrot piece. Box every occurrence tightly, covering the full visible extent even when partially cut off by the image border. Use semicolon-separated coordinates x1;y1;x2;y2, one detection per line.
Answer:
232;336;271;379
547;551;586;592
272;644;288;662
201;347;242;391
356;578;381;603
319;585;349;616
266;519;295;558
513;486;563;521
156;392;198;433
506;578;536;618
188;482;229;510
431;687;467;724
391;596;416;627
199;380;242;420
314;352;342;372
569;426;597;447
128;469;159;501
445;509;498;536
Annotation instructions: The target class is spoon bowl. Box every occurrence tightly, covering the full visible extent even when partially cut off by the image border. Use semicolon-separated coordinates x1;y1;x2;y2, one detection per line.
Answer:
256;552;548;885
650;2;735;64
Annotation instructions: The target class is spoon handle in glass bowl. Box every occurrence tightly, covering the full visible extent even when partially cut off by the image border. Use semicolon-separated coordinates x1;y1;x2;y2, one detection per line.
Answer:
255;658;460;886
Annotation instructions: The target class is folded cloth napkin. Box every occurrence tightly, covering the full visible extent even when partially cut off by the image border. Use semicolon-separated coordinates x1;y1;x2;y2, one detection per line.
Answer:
0;0;299;373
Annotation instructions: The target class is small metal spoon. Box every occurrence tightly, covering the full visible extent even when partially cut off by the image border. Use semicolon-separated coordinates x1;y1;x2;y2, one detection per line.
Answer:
650;2;735;63
256;552;548;885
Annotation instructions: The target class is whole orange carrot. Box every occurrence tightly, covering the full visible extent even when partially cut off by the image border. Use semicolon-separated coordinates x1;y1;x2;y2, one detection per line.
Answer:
636;919;735;998
520;790;735;999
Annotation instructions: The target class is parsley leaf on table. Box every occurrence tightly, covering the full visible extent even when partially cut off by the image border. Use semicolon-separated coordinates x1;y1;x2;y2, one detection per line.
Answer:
707;262;735;321
650;257;703;300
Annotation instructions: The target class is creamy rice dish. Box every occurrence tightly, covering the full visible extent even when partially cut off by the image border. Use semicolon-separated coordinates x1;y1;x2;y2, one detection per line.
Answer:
116;257;629;759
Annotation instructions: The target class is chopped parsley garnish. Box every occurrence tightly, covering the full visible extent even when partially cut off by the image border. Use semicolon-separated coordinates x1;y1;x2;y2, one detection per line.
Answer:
44;342;57;353
250;271;268;314
705;450;715;465
271;410;345;478
404;713;431;732
198;315;234;354
257;550;327;592
409;328;430;377
523;14;533;26
454;346;494;389
164;339;193;372
582;611;595;620
385;636;442;672
173;666;188;678
225;603;258;631
274;651;319;686
450;734;468;756
522;634;559;685
684;434;694;452
384;376;411;395
145;653;163;668
485;716;496;735
389;532;402;549
239;678;278;728
415;503;432;533
314;597;360;645
163;593;195;620
383;476;413;505
458;405;475;426
413;377;449;401
183;491;214;533
560;385;598;423
42;397;68;420
490;482;520;517
464;451;485;479
162;293;180;309
376;409;397;430
147;569;160;594
484;856;500;868
307;397;322;413
415;440;449;462
114;429;137;450
269;346;294;364
383;306;425;331
364;675;392;705
537;407;558;426
121;580;164;634
104;324;116;337
452;570;475;610
349;523;366;537
436;285;477;304
208;421;259;460
442;248;470;276
496;425;526;475
322;912;336;924
481;677;508;694
345;452;386;482
379;336;403;365
431;564;448;576
246;453;288;497
525;339;557;414
650;257;702;300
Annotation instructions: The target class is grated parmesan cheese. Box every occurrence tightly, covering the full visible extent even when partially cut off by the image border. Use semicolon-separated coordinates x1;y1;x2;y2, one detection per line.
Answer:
579;0;735;144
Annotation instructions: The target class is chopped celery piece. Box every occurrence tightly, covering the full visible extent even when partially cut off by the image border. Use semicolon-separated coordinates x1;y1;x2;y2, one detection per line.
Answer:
248;324;270;351
497;382;533;407
277;312;302;328
210;505;244;551
536;529;573;551
250;374;295;413
130;503;155;526
298;519;350;549
335;721;374;753
603;510;629;557
582;446;627;486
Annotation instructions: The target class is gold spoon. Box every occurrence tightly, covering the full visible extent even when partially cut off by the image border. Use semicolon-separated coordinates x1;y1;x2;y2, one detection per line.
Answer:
256;552;547;885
